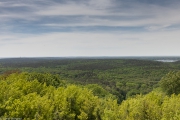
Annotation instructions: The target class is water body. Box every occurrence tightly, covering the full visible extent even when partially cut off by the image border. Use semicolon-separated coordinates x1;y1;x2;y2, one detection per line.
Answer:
155;60;179;62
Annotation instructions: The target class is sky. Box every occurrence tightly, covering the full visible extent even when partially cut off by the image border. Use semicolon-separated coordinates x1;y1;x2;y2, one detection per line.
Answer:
1;0;180;57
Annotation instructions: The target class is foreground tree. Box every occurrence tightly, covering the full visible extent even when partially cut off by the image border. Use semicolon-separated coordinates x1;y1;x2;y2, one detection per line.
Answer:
159;71;180;95
1;72;180;119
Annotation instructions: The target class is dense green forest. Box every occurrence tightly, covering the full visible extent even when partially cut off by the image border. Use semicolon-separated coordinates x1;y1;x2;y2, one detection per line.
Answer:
1;57;180;101
0;57;180;119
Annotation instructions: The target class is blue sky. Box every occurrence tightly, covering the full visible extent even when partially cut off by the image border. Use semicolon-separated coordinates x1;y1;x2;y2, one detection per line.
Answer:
1;0;180;57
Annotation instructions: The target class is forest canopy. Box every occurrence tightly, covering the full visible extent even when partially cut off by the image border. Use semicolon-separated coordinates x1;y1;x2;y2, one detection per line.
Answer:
0;72;180;120
159;71;180;95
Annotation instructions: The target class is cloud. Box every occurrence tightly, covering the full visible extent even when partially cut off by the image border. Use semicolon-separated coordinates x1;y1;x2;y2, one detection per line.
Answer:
1;0;180;31
35;0;112;16
0;0;180;57
33;0;180;32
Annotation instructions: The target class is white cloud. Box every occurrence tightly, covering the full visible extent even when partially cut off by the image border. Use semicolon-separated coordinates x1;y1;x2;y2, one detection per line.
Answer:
34;1;180;30
1;0;180;29
36;3;107;16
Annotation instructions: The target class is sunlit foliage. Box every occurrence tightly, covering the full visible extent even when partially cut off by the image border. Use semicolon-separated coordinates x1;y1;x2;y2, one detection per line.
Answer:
0;72;180;119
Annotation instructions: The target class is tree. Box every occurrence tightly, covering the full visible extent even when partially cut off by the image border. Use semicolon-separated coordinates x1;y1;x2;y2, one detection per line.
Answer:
159;71;180;95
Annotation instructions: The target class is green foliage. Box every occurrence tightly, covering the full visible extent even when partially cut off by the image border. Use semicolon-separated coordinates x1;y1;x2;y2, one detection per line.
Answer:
118;91;179;120
1;58;178;100
162;94;180;119
86;84;114;98
159;71;180;95
1;72;180;119
25;72;66;87
0;73;113;119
